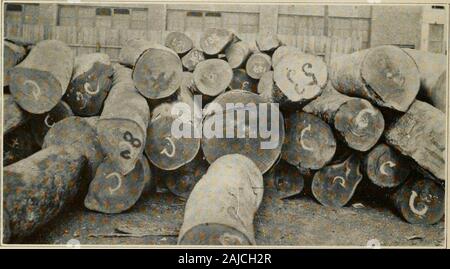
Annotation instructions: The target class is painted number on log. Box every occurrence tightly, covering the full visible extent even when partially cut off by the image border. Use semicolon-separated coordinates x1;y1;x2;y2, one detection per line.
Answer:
380;161;396;175
106;172;122;194
332;176;346;188
24;80;41;100
160;136;176;158
300;124;313;151
84;82;100;95
44;115;55;128
409;190;428;217
240;81;249;91
120;131;141;160
354;108;376;129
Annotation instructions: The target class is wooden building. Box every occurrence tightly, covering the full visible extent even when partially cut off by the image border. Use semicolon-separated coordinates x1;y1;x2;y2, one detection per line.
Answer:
3;3;447;62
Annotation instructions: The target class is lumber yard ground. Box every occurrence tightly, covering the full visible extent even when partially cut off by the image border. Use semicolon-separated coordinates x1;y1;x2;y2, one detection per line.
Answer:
24;190;444;247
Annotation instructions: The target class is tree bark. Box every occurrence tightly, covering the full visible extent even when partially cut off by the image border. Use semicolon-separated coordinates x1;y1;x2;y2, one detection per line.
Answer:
181;48;205;72
246;52;272;79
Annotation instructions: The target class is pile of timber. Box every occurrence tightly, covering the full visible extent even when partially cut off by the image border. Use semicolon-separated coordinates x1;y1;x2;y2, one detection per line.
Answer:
2;30;446;245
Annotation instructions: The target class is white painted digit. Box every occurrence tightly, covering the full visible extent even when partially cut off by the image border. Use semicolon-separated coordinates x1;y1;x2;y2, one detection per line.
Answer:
300;124;313;151
409;190;428;217
84;82;100;95
24;80;41;100
160;137;176;158
106;172;122;194
44;114;55;128
333;176;346;188
380;161;396;175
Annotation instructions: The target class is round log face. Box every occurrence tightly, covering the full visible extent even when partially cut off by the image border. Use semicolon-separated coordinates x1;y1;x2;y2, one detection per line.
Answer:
146;109;201;171
64;62;113;116
334;99;384;152
97;120;146;175
201;90;284;173
364;144;410;188
133;48;183;99
225;41;250;69
179;224;250;245
394;178;444;225
84;157;150;214
182;48;205;72
272;46;303;68
230;69;257;92
311;155;363;207
265;159;304;199
256;32;280;52
165;32;193;55
362;46;420;111
273;53;327;103
246;53;272;79
9;68;62;114
282;112;336;170
194;59;233;96
30;101;74;146
200;28;234;55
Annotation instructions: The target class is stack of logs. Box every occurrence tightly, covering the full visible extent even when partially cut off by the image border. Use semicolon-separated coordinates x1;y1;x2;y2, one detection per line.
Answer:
2;28;446;245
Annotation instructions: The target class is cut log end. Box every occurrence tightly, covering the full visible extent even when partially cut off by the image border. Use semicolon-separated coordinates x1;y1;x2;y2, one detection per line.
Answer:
364;143;410;188
133;47;183;99
361;45;420;112
225;41;250;69
182;48;205;72
282;112;336;170
3;123;40;166
265;159;305;199
246;52;272;79
84;156;151;214
312;154;363;207
200;28;234;55
394;178;444;225
165;32;193;55
230;69;257;92
194;59;233;96
334;99;384;152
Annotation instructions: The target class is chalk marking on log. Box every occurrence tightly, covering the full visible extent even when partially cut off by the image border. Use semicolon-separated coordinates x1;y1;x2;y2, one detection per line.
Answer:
84;82;100;95
354;108;376;129
44;115;54;128
333;176;346;188
300;124;314;151
409;190;428;217
76;92;87;109
106;172;122;194
240;81;249;91
380;161;396;175
24;80;41;100
302;62;317;86
160;137;176;158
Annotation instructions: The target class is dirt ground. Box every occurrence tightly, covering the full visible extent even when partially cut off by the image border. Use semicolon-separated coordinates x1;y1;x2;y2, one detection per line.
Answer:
21;187;444;247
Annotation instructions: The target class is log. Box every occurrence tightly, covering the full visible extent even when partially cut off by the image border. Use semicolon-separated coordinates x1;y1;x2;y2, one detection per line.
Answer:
257;71;290;105
42;116;104;177
245;52;272;79
201;90;285;173
311;154;363;207
3;94;27;134
363;143;411;188
84;156;152;214
282;111;336;170
181;48;205;72
3;123;40;166
273;52;327;104
163;153;209;199
225;41;251;69
3;40;26;86
97;64;150;175
272;46;303;68
146;85;201;170
64;53;114;116
165;31;193;55
304;87;385;152
385;100;445;181
3;146;87;240
178;154;263;245
402;49;446;112
264;159;304;199
256;32;281;52
329;45;420;112
199;28;234;56
393;178;444;225
29;101;74;147
119;39;183;99
229;68;257;92
9;40;74;114
193;59;233;97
